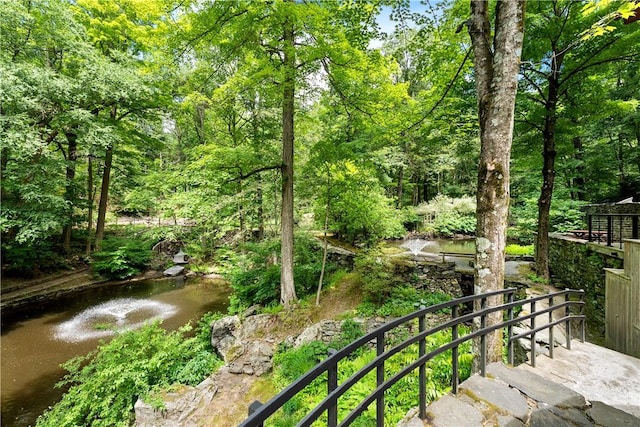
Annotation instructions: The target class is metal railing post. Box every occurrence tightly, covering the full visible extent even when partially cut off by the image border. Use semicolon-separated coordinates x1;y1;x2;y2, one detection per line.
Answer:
327;349;338;427
248;401;264;427
419;310;427;417
530;300;537;367
588;214;593;241
565;290;572;350
579;291;586;343
376;331;385;427
451;305;459;394
480;296;487;377
607;215;613;246
548;296;554;359
507;292;514;365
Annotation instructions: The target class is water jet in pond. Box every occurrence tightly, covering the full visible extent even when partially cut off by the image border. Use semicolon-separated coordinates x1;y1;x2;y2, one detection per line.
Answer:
54;298;178;343
400;238;436;256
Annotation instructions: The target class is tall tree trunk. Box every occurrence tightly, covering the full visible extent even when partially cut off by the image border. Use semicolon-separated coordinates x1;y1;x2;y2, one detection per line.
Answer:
257;174;265;240
572;136;585;201
535;53;563;280
62;129;78;252
86;155;94;256
316;168;331;306
423;178;429;203
238;179;245;233
617;132;626;195
469;0;525;364
396;166;404;208
280;5;297;306
94;144;113;251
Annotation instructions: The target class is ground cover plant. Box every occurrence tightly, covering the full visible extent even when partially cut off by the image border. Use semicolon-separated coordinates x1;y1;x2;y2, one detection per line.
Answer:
36;313;222;427
228;233;338;313
267;326;473;426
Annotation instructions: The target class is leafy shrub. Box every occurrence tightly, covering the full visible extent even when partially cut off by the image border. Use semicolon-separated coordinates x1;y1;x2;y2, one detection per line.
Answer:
36;318;222;427
509;198;587;243
316;162;406;246
330;318;365;350
357;285;452;318
1;240;66;277
229;233;337;312
415;195;476;236
91;236;153;279
353;247;399;305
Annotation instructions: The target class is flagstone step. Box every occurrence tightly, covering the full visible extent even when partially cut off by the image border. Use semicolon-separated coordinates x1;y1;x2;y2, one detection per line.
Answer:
398;362;640;427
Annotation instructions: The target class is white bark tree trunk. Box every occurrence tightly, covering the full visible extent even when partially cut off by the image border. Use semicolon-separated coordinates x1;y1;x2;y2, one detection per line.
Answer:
468;0;526;364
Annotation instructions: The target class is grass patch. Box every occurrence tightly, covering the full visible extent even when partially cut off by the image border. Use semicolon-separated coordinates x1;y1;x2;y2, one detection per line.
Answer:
505;244;534;256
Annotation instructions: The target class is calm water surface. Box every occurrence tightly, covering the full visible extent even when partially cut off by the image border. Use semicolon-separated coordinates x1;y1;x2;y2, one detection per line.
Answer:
390;238;476;254
1;277;231;427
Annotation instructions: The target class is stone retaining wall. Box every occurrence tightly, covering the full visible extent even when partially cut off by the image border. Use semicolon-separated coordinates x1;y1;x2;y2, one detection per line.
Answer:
391;257;468;298
548;234;623;340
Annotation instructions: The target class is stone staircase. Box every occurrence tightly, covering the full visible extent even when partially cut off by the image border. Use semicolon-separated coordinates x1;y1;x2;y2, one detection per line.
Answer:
400;362;640;427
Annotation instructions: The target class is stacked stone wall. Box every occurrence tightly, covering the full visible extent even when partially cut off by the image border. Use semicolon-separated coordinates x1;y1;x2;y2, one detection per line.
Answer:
548;235;623;340
391;258;466;298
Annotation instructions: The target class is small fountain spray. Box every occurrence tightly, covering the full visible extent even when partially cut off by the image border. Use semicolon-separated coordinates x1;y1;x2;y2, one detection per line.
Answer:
55;298;178;343
400;238;430;256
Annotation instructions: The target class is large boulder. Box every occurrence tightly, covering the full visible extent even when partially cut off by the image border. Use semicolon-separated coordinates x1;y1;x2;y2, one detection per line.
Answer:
134;377;218;427
210;314;277;375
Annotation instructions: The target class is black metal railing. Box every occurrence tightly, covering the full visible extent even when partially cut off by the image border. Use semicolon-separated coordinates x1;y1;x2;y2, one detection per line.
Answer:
239;288;585;427
588;213;640;248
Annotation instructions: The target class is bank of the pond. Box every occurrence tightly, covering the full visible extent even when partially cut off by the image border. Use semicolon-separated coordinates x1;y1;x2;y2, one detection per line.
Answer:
1;276;232;427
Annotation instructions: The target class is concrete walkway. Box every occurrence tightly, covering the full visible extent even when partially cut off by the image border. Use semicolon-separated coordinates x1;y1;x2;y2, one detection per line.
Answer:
517;340;640;418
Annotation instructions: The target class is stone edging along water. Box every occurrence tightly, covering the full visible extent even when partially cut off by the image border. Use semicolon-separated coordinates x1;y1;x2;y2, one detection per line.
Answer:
0;269;165;319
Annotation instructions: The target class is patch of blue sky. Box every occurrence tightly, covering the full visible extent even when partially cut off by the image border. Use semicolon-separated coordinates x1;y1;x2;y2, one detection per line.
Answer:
370;1;435;48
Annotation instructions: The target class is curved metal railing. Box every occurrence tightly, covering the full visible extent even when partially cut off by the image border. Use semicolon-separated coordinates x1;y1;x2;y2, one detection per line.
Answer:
239;288;585;427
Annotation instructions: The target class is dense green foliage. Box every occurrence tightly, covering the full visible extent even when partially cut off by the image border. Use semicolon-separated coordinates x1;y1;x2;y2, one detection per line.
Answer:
354;248;452;317
91;236;154;279
36;315;221;427
415;195;477;236
357;286;452;318
229;233;338;312
509;198;588;244
1;240;67;277
2;0;637;279
353;247;400;305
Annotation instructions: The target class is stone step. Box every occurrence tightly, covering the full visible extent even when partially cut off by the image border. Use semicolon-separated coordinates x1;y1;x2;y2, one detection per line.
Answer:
398;362;640;427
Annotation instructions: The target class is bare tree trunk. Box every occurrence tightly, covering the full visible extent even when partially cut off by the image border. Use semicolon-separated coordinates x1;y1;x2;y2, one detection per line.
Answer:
535;53;563;280
316;169;331;306
396;166;404;208
94;144;113;251
238;179;245;233
86;155;94;256
469;0;525;364
572;136;585;201
280;5;297;306
257;174;265;240
62;129;78;252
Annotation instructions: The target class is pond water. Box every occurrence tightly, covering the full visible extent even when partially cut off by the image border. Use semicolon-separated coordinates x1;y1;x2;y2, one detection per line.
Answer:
389;238;476;254
0;277;231;427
